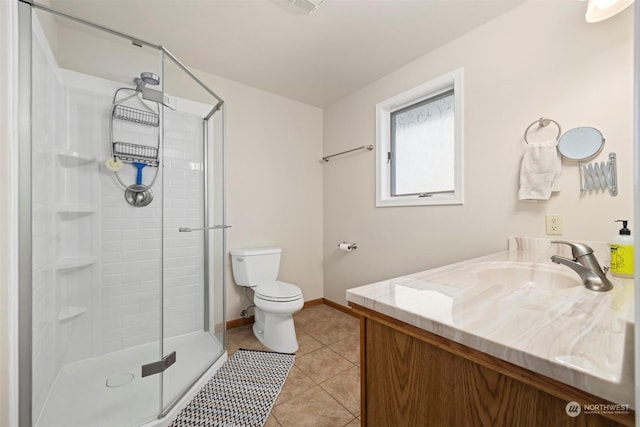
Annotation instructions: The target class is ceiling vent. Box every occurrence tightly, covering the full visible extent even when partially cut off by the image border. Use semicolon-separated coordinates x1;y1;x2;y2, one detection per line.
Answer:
288;0;326;14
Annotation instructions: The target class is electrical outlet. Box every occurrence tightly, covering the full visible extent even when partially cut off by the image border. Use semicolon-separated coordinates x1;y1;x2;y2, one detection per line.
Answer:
545;214;563;235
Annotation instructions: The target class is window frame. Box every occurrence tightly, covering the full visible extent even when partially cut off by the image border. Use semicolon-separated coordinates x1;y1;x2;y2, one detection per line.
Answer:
375;68;464;207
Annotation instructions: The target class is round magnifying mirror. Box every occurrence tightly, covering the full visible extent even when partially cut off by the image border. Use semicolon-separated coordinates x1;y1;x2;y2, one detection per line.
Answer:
557;127;605;161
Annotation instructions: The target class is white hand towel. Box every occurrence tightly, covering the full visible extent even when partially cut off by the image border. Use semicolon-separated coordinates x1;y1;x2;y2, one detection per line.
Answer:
518;139;562;201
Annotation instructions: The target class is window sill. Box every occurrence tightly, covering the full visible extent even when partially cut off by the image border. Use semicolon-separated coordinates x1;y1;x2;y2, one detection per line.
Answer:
376;194;463;207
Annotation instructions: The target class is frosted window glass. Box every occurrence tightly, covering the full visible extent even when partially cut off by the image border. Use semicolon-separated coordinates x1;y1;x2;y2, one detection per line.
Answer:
391;91;454;196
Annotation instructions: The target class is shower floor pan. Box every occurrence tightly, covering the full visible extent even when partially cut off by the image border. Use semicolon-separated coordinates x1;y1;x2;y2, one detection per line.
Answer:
36;331;225;427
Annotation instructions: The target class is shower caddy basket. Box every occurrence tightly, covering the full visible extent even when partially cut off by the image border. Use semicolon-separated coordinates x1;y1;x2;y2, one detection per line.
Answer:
108;86;161;196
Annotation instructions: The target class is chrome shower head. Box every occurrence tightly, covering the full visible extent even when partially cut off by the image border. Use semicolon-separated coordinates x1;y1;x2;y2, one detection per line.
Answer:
140;72;160;86
134;72;160;91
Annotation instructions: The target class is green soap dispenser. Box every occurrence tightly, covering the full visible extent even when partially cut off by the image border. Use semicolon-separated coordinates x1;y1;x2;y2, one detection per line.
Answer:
610;220;634;278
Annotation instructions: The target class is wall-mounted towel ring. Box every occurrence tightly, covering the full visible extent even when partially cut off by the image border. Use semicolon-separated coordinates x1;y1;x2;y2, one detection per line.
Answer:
523;117;562;144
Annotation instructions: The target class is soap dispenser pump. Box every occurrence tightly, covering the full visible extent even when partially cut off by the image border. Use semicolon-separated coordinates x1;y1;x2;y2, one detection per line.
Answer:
610;219;634;278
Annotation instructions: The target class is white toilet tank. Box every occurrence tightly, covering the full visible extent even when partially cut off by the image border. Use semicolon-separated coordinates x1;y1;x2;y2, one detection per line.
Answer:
230;247;282;287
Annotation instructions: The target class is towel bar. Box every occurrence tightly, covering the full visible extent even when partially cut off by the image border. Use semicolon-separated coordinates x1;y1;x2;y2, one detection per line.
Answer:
322;145;373;162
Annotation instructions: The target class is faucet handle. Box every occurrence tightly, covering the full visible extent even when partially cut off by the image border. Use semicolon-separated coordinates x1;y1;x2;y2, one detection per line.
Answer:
552;240;594;258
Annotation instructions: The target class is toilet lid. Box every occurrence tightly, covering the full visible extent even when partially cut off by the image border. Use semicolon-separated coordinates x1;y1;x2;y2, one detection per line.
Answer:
254;281;302;302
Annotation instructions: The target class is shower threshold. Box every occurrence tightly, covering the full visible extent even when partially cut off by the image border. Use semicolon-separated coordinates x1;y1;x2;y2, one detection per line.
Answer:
36;331;225;427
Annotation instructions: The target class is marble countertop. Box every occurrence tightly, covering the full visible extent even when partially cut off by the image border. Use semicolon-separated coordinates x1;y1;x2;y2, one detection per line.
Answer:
346;237;635;407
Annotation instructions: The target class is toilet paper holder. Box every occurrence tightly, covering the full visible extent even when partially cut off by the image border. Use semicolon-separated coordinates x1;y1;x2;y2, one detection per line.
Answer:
338;242;358;251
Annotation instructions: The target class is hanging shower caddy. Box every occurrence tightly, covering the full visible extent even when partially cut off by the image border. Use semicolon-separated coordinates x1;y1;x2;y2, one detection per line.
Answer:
108;72;162;207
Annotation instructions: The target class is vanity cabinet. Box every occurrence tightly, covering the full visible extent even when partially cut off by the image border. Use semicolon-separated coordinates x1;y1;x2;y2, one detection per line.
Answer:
350;302;634;427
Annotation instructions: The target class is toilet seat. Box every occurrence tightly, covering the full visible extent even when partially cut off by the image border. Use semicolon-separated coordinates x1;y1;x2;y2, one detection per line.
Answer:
254;281;302;302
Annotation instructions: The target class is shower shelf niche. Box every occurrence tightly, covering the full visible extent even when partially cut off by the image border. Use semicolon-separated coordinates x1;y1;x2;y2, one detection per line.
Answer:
58;306;87;322
56;151;96;168
56;256;97;271
57;204;97;218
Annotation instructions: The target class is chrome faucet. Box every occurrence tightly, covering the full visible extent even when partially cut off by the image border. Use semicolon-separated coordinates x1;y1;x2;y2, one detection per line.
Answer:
550;241;613;292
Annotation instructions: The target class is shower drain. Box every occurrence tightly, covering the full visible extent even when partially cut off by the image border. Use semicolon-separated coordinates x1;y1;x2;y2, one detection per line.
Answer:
106;372;135;388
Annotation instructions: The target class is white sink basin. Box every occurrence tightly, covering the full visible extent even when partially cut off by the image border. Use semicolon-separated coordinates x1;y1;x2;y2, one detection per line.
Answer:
471;261;582;290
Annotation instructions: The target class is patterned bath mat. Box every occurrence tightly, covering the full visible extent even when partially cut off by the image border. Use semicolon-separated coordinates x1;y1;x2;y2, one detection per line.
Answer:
170;349;295;427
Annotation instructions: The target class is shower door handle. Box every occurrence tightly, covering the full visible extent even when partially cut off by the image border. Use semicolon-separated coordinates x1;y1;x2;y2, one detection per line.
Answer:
141;351;176;377
178;225;231;232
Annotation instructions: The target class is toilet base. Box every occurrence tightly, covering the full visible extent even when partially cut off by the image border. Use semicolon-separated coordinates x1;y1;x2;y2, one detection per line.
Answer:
253;307;299;353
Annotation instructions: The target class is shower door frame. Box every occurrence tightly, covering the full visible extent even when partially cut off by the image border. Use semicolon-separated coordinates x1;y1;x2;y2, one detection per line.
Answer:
16;1;227;425
17;2;33;425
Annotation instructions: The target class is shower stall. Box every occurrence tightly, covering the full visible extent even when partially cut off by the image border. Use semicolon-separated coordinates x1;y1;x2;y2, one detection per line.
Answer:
17;2;228;426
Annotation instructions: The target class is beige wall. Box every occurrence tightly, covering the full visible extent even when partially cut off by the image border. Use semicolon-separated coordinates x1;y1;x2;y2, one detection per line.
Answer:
322;2;634;305
222;79;324;318
55;26;324;322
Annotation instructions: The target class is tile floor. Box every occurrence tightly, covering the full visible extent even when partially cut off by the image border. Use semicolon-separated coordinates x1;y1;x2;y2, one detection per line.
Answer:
226;304;361;427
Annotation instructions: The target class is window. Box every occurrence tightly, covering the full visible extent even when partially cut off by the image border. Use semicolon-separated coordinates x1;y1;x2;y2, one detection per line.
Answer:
376;68;463;207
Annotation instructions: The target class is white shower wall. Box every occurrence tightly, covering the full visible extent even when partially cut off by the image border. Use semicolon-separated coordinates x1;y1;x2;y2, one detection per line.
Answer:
100;106;207;353
31;13;213;421
161;110;207;339
31;15;103;418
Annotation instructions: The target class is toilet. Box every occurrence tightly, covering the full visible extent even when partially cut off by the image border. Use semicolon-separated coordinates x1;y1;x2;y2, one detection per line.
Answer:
230;247;304;353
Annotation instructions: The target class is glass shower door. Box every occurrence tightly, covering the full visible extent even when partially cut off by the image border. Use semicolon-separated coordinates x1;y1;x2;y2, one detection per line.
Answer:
160;52;227;413
21;2;227;425
23;5;166;426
